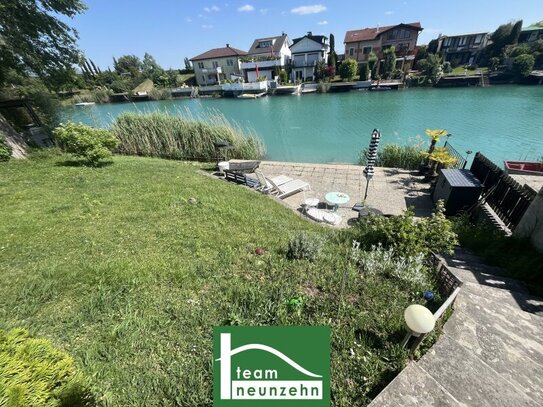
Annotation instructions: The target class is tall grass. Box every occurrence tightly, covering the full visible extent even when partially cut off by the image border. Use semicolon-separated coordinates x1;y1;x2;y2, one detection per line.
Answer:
111;108;265;161
360;143;426;170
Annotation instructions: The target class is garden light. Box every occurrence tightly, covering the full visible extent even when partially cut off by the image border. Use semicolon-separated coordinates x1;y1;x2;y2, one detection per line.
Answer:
401;304;436;348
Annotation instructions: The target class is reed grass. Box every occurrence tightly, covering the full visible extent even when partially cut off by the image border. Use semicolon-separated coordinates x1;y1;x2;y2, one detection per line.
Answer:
360;143;426;170
111;108;265;161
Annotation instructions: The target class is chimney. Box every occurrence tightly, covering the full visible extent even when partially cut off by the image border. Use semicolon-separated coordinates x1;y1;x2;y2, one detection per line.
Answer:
307;31;312;36
376;24;380;33
226;43;230;48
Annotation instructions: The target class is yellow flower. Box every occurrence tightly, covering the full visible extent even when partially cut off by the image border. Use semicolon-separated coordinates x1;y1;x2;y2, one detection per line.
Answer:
425;129;449;141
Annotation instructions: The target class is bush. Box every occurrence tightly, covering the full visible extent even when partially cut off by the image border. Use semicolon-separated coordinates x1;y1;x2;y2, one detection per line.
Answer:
359;63;369;81
359;143;426;170
278;69;289;84
111;110;265;161
352;201;458;257
512;54;535;77
0;136;12;161
316;81;330;93
53;122;119;165
286;232;324;261
442;61;452;74
148;88;172;100
489;57;501;72
338;58;358;81
0;328;93;406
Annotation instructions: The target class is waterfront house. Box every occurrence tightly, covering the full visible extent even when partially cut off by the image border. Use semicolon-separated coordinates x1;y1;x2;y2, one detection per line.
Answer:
190;45;247;86
519;25;543;43
436;32;490;66
241;34;291;82
289;32;329;82
343;22;423;69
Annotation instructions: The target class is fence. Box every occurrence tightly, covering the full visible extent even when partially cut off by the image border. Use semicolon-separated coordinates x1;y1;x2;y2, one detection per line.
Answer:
443;140;467;170
470;152;536;230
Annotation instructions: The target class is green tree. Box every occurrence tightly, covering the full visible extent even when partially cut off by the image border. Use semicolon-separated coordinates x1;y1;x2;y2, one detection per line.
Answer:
359;63;369;80
427;39;439;54
487;20;523;59
0;0;86;86
367;52;378;80
278;69;288;84
338;58;358;81
114;55;143;77
314;60;327;81
512;54;535;77
142;52;164;83
417;53;443;84
382;46;396;79
327;52;337;68
488;57;501;72
329;33;335;54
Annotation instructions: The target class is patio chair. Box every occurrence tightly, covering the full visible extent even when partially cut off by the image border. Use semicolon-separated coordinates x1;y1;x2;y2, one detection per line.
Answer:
255;170;310;199
224;170;259;189
305;207;342;225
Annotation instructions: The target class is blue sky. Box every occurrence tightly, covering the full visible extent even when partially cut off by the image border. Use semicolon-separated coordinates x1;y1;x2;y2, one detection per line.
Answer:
69;0;543;69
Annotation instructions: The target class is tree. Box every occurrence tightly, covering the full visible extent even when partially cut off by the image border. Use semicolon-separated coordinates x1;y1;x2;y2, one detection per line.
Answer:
427;39;439;54
184;57;192;70
367;52;378;80
512;54;535;77
114;55;143;77
0;0;87;87
415;45;429;65
488;57;501;72
417;53;443;84
382;46;396;79
359;63;369;80
142;52;164;82
327;52;336;68
329;33;335;54
487;20;523;59
314;60;327;81
338;58;358;81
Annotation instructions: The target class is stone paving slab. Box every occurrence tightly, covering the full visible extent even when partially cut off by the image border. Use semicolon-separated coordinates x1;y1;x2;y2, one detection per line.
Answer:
256;161;434;227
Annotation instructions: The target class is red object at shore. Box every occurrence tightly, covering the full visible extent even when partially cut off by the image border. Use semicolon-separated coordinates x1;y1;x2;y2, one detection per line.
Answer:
255;64;259;79
504;160;543;176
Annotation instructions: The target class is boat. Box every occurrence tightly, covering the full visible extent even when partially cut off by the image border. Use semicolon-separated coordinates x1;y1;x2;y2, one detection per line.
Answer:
236;92;267;99
300;88;317;94
274;85;301;95
74;102;96;106
369;86;392;92
504;160;543;176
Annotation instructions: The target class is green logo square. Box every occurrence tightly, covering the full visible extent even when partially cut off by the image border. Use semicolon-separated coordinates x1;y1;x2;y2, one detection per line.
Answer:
213;326;330;406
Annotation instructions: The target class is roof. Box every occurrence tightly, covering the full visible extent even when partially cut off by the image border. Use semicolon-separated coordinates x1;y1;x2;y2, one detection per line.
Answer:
190;46;247;61
291;34;327;47
344;22;422;43
522;25;543;32
247;34;290;56
439;32;489;39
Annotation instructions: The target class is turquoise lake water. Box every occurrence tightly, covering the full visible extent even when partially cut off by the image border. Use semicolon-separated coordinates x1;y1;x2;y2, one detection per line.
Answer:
64;85;543;164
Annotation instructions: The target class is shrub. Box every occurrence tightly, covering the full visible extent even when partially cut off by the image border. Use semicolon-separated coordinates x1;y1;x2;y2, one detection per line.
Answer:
359;143;426;170
338;58;358;81
352;201;457;257
286;232;324;261
148;88;172;100
359;63;369;81
0;136;12;161
53;122;119;165
0;328;93;406
316;81;330;93
442;61;452;74
512;54;535;77
278;69;288;84
111;110;265;161
489;57;501;72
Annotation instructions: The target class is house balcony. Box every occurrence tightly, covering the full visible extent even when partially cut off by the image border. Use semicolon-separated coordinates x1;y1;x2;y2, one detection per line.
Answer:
240;58;283;70
291;60;319;68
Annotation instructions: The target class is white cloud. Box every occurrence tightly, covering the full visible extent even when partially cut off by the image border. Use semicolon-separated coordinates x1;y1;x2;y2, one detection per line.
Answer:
317;20;328;25
238;4;255;12
291;4;326;15
201;24;214;29
185;17;192;22
204;5;220;12
260;8;269;15
385;11;394;15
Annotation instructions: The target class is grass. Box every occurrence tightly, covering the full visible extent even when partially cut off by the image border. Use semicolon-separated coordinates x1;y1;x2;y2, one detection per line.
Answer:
359;143;427;171
447;66;489;76
0;151;442;406
111;109;265;161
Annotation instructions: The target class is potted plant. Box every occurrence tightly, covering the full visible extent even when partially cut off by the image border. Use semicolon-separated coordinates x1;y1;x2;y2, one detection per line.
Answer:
424;147;457;181
419;129;449;175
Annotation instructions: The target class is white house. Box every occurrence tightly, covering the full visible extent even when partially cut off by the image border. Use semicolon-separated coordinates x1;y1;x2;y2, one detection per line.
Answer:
290;32;329;82
190;44;247;86
241;34;291;82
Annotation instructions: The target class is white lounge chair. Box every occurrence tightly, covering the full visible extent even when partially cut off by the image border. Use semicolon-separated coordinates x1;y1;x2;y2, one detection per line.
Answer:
305;207;342;225
255;170;310;199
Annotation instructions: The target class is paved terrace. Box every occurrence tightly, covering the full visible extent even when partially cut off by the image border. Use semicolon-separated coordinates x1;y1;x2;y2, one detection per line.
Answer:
370;248;543;407
257;161;434;226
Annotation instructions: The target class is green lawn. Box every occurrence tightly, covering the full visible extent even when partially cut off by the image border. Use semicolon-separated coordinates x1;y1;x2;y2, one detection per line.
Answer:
0;151;440;406
447;66;489;76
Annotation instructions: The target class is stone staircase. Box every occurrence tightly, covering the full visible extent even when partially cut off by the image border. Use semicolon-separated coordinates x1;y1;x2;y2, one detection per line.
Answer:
369;248;543;407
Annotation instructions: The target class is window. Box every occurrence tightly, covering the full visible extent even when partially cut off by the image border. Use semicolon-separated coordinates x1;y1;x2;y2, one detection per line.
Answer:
363;46;372;54
258;40;273;48
459;37;467;46
212;61;219;68
226;59;234;66
387;30;398;40
202;75;206;82
444;38;451;47
403;29;411;39
198;62;204;69
474;34;483;44
349;47;354;56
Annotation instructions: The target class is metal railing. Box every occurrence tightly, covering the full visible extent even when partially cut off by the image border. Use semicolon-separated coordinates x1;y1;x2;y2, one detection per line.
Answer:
443;140;467;169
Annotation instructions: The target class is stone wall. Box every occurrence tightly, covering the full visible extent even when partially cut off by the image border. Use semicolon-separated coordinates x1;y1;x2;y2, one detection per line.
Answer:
514;187;543;253
0;112;27;159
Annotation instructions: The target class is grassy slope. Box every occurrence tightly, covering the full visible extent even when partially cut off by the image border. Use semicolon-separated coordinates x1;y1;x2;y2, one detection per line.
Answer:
0;151;435;406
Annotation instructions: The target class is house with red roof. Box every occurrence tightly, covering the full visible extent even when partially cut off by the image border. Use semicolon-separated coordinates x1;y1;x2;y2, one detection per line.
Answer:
343;22;423;69
190;44;247;86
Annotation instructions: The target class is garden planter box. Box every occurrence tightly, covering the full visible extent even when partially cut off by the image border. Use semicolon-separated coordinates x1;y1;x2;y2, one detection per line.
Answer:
432;169;482;216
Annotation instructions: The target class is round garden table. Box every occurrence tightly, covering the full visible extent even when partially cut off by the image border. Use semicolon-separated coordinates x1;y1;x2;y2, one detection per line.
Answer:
325;192;350;211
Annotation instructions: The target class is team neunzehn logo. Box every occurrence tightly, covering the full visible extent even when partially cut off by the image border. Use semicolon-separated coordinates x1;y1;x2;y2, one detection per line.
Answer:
213;326;330;406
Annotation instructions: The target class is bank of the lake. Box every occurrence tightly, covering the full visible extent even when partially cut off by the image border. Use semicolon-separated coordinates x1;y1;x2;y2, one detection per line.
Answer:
64;85;543;165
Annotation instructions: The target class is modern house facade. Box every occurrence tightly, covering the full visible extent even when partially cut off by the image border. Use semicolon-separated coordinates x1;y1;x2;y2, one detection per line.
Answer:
343;22;423;68
190;45;247;86
519;25;543;43
436;32;490;66
241;34;291;82
290;32;329;82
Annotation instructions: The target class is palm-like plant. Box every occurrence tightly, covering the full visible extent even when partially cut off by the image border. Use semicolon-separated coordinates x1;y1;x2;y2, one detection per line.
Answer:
425;129;449;154
426;147;457;177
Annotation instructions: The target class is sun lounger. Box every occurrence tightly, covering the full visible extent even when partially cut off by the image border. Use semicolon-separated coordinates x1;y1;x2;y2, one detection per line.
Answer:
305;208;342;225
224;170;259;188
255;170;310;198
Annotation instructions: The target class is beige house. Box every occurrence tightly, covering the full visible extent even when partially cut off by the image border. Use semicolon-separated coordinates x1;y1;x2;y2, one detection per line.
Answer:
190;44;247;86
344;22;423;67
